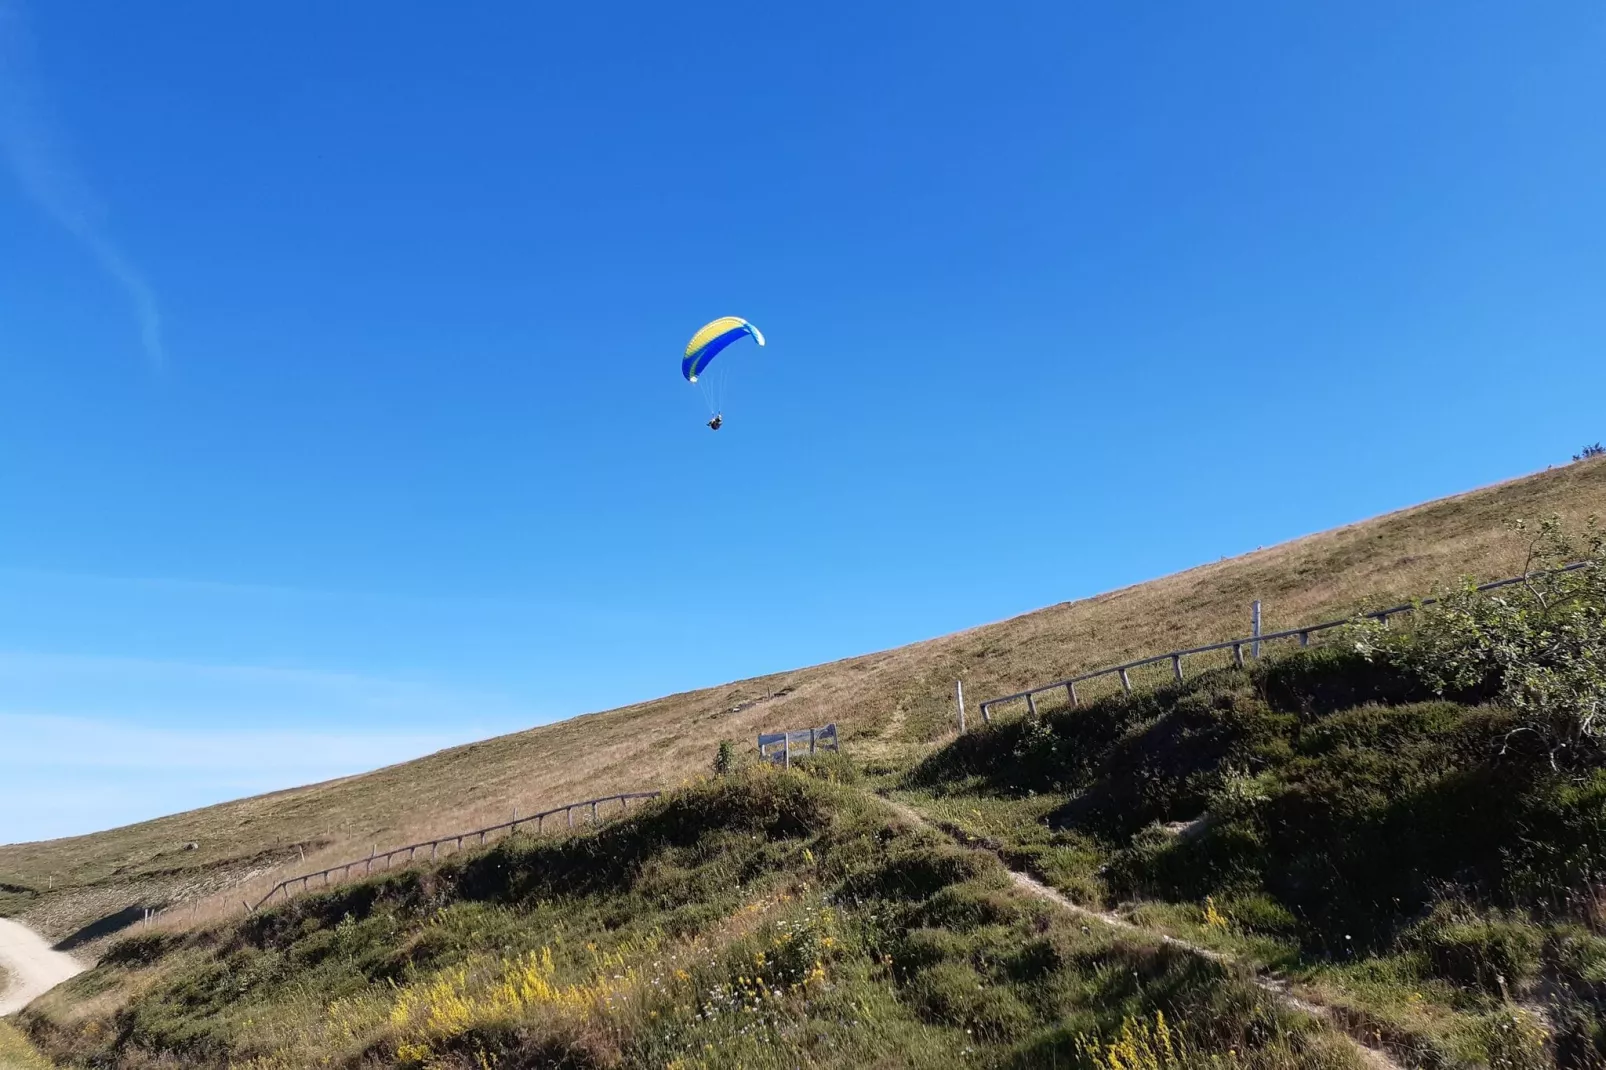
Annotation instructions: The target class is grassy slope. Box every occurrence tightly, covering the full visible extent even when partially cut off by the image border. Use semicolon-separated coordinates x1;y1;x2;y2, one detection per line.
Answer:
13;482;1606;1069
19;771;1359;1070
3;459;1604;944
0;1022;56;1070
890;646;1606;1067
20;649;1604;1070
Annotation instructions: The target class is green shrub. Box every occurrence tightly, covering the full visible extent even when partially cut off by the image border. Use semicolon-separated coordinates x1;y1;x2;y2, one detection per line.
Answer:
1500;770;1606;906
1551;1001;1606;1070
842;843;1001;904
1545;925;1606;1003
100;932;185;968
1255;644;1428;719
1477;1008;1550;1070
791;749;862;785
913;882;1023;931
904;960;1035;1041
891;927;969;977
1407;904;1543;994
1353;516;1606;764
1107;821;1267;904
1208;766;1275;823
1219;893;1299;938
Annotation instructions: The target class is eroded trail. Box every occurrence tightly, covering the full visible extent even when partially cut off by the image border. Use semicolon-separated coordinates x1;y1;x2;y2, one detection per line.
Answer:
876;794;1407;1070
0;918;83;1017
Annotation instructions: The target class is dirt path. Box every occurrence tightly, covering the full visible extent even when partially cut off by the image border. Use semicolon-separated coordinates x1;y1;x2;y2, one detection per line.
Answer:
876;794;1406;1070
0;919;83;1017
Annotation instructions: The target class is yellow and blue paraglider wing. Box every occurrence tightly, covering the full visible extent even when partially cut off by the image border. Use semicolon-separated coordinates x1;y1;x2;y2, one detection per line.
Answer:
683;316;764;382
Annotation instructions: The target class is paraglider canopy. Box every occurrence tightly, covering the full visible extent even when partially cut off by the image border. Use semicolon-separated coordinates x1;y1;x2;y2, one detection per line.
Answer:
683;316;764;383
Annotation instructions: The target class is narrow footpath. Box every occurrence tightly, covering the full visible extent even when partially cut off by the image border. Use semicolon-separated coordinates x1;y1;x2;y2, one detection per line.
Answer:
876;793;1407;1070
0;919;83;1017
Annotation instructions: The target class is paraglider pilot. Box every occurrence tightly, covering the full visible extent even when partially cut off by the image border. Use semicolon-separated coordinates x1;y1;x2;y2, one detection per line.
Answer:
683;318;762;432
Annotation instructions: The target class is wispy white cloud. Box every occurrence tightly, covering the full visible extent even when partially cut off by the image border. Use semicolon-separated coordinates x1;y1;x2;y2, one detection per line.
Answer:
0;713;480;843
0;651;539;843
0;581;707;843
0;0;165;366
0;648;540;728
0;711;465;775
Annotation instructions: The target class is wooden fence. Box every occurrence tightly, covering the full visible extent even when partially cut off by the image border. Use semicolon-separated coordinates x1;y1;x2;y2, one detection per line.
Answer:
249;791;661;912
978;564;1587;723
758;723;839;768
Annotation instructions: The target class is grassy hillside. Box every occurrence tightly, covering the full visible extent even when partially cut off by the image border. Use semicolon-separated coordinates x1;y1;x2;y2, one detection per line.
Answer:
3;458;1604;950
12;522;1606;1069
0;1022;56;1070
883;528;1606;1069
893;654;1605;1065
18;772;1363;1070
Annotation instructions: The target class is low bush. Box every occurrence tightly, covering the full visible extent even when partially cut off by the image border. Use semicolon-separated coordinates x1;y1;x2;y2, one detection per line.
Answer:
1406;905;1544;995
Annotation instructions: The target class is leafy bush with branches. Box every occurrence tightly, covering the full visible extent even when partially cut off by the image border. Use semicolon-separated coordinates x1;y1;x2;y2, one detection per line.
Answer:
1353;516;1605;766
1575;443;1604;462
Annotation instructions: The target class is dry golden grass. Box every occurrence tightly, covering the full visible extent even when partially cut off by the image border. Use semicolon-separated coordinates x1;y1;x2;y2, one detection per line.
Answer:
0;1020;57;1070
3;458;1604;946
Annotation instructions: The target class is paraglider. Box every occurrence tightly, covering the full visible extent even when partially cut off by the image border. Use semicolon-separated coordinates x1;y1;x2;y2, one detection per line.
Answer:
683;316;763;429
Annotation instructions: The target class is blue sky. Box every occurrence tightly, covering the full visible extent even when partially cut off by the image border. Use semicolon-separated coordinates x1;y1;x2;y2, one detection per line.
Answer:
3;2;1603;842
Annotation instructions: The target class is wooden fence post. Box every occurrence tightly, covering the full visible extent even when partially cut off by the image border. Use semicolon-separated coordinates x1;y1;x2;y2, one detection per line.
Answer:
956;679;966;733
1026;692;1038;719
970;566;1576;743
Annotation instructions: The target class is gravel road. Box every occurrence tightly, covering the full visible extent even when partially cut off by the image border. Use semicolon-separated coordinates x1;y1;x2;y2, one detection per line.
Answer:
0;919;82;1016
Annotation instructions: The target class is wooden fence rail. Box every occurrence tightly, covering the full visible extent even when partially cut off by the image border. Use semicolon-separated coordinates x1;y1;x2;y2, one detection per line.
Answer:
249;791;661;912
977;564;1588;723
758;723;839;768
